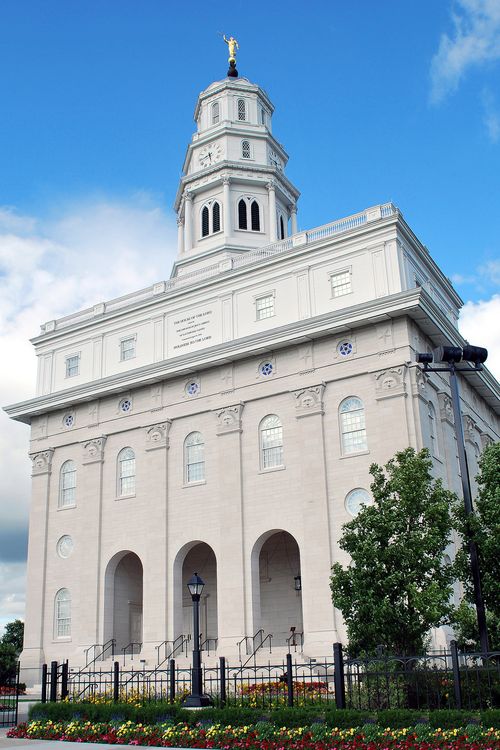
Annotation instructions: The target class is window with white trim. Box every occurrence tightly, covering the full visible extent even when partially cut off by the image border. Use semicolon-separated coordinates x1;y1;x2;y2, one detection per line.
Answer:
237;98;246;121
120;337;136;361
255;294;274;321
201;201;222;237
241;140;251;159
345;488;373;516
65;354;80;378
117;447;136;496
340;397;367;454
330;270;352;298
211;101;220;125
260;414;283;469
185;432;205;483
54;588;71;638
237;197;261;232
59;460;76;508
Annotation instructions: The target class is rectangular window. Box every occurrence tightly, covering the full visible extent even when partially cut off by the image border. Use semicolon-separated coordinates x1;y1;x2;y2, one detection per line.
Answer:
56;599;71;637
65;354;80;378
256;294;275;321
330;270;352;298
120;337;136;361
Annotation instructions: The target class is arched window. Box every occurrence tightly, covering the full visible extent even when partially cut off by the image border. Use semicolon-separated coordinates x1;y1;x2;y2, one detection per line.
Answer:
279;215;285;240
237;98;246;121
185;432;205;483
211;101;220;125
212;201;221;233
59;460;76;508
241;140;251;159
238;199;247;230
340;397;367;454
251;200;260;231
117;447;136;497
428;402;439;457
260;415;283;469
201;206;209;237
54;588;71;638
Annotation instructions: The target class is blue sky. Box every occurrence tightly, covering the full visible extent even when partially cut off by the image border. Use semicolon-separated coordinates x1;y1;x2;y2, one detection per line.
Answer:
0;0;499;630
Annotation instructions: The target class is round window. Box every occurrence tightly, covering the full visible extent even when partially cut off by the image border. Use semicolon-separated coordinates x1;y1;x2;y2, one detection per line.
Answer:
63;414;74;428
338;341;353;357
186;381;200;396
57;535;74;559
119;398;132;413
345;488;372;517
259;361;273;376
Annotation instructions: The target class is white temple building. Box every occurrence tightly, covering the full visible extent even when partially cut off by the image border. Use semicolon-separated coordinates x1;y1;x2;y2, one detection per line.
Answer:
5;67;500;678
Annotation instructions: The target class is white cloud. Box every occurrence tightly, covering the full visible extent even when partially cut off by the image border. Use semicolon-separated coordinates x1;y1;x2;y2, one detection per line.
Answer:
0;196;176;626
430;0;500;103
459;294;500;378
481;87;500;141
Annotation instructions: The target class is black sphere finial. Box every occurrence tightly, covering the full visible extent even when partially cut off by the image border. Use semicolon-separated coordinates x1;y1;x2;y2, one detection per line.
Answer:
228;60;238;78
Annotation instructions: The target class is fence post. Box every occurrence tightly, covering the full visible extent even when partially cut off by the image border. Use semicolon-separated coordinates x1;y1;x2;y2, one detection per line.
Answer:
450;640;463;710
286;653;294;707
113;661;120;702
333;643;346;709
169;659;175;704
61;661;69;699
49;660;58;702
41;664;48;703
219;656;226;707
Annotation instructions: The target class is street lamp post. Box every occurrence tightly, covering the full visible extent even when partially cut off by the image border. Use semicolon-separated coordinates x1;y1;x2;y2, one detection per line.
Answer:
183;572;212;707
416;344;489;653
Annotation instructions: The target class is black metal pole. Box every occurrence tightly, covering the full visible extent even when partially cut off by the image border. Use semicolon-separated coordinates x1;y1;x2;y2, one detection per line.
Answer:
449;365;489;653
169;659;175;704
49;661;58;702
450;640;463;710
183;593;211;707
41;664;48;703
61;661;69;699
333;643;346;709
219;656;226;707
286;653;294;707
113;661;120;702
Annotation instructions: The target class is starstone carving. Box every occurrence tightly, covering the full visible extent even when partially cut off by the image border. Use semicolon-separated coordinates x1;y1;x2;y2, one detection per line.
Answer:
31;415;48;440
292;384;325;417
215;404;244;435
376;321;394;351
145;421;171;450
82;436;107;464
374;367;407;400
297;343;314;373
30;448;54;476
462;415;476;443
219;365;234;392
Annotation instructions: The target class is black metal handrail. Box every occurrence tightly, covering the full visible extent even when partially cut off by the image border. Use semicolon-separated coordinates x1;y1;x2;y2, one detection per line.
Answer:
122;641;142;665
237;631;273;673
287;631;304;653
238;628;264;662
200;637;218;655
155;634;189;667
83;638;115;668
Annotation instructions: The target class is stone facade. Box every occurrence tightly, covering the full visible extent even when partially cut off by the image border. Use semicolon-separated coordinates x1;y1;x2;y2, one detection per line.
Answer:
5;73;500;678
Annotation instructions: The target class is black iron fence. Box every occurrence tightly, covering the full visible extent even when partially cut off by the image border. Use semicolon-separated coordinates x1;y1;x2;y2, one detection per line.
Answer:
0;650;20;727
39;642;499;711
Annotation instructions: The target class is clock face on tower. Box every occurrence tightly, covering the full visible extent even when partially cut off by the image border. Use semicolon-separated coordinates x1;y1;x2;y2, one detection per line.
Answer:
199;142;223;167
268;149;283;171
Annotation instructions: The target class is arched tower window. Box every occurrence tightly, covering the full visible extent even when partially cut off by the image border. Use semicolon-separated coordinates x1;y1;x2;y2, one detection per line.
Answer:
339;397;367;454
279;215;285;240
260;415;283;469
241;140;251;159
237;98;247;121
54;588;71;638
59;460;76;508
211;101;220;125
212;201;221;233
201;206;209;237
184;432;205;483
238;199;248;230
251;200;260;231
117;447;136;497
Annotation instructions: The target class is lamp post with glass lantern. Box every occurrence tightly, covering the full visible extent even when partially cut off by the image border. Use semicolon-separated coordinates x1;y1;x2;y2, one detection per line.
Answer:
183;572;212;707
415;344;489;653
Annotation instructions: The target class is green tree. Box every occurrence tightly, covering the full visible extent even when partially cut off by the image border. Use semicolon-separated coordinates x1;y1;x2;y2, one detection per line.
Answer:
450;442;500;650
0;619;24;685
330;448;455;656
0;619;24;653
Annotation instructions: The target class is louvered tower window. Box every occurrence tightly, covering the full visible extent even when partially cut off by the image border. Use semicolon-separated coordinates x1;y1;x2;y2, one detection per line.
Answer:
212;201;220;232
201;206;209;237
237;98;246;121
238;199;247;229
251;200;260;231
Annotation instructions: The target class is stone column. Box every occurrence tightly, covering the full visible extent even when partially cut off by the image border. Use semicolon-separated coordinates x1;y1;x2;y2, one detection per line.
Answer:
177;217;184;255
290;203;298;235
222;176;231;238
213;404;247;654
267;181;277;242
183;191;193;252
81;437;107;649
292;386;339;653
19;448;54;683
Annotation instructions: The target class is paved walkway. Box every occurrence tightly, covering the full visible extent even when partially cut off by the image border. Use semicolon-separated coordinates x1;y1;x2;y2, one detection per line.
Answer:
0;731;195;750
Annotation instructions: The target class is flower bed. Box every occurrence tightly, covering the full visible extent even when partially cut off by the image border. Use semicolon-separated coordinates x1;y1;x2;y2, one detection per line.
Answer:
7;720;500;748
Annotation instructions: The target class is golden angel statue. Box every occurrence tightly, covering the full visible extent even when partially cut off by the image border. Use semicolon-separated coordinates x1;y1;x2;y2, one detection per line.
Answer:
223;35;239;63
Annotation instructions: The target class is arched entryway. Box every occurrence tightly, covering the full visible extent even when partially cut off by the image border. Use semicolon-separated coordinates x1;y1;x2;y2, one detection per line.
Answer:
103;551;143;653
251;530;303;646
173;542;218;645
